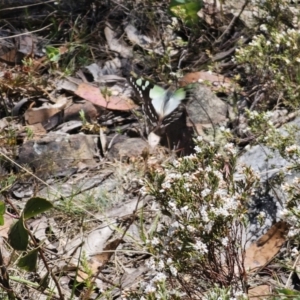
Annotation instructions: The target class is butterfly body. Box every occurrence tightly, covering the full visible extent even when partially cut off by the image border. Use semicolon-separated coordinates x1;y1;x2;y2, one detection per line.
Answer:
129;76;187;129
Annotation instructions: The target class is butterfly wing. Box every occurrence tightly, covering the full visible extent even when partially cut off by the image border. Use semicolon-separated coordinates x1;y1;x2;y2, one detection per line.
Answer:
129;76;187;128
160;88;186;128
129;77;166;126
149;84;169;120
163;88;186;116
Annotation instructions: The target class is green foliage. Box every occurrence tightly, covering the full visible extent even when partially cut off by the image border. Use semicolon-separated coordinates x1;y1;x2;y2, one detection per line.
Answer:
8;196;53;274
169;0;203;26
8;215;28;251
45;46;61;63
23;197;53;220
0;201;5;225
17;248;39;272
275;288;300;299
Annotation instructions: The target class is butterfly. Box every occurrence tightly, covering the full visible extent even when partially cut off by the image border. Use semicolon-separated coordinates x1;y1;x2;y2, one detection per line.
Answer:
129;76;188;129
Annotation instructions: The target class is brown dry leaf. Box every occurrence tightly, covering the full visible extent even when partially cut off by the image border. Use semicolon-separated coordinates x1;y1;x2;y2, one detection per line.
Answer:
72;239;122;283
24;96;69;125
248;285;270;300
0;48;20;64
179;71;236;93
75;82;137;111
23;124;47;141
0;215;15;239
89;238;122;274
244;221;289;273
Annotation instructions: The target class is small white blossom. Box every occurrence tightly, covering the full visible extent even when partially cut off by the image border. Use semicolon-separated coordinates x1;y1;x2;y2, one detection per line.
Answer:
259;24;268;32
279;208;289;219
184;183;191;191
140;186;148;196
194;145;202;153
194;239;208;254
187;225;196;232
200;206;209;222
224;143;237;155
181;205;189;213
173;159;180;168
221;237;229;247
153;272;167;282
162;181;171;190
151;237;160;246
157;260;165;270
145;284;156;294
145;257;156;270
170;265;178;276
201;188;211;197
291;247;299;257
169;201;177;211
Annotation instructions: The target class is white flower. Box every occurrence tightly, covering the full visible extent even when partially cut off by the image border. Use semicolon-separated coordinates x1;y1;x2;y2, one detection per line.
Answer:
286;145;300;153
201;188;211;197
259;24;268;32
157;260;165;270
194;145;202;153
153;272;167;282
162;181;171;190
204;221;213;232
181;205;189;213
183;183;191;191
206;165;212;172
169;201;177;211
221;237;229;246
187;225;196;232
224;143;237;155
145;284;156;294
166;258;173;265
200;206;209;223
151;237;160;246
170;265;178;276
291;247;299;257
173;160;180;168
145;257;156;270
140;186;148;196
194;239;208;254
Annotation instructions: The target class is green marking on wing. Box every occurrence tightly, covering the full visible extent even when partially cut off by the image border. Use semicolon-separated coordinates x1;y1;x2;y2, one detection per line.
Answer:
150;85;168;118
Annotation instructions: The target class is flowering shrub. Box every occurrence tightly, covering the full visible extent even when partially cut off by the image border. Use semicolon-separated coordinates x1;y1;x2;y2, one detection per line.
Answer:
235;26;300;109
232;0;300;111
126;137;259;299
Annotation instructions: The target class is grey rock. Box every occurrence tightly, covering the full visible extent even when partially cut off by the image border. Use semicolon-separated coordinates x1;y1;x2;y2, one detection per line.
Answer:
18;133;98;179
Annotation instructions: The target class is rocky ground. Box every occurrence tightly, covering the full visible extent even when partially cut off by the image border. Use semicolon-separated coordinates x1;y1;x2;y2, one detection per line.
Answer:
0;0;300;299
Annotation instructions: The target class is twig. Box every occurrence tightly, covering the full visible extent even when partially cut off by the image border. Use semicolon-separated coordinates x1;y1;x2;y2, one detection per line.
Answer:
0;24;52;40
214;0;250;45
0;0;56;11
